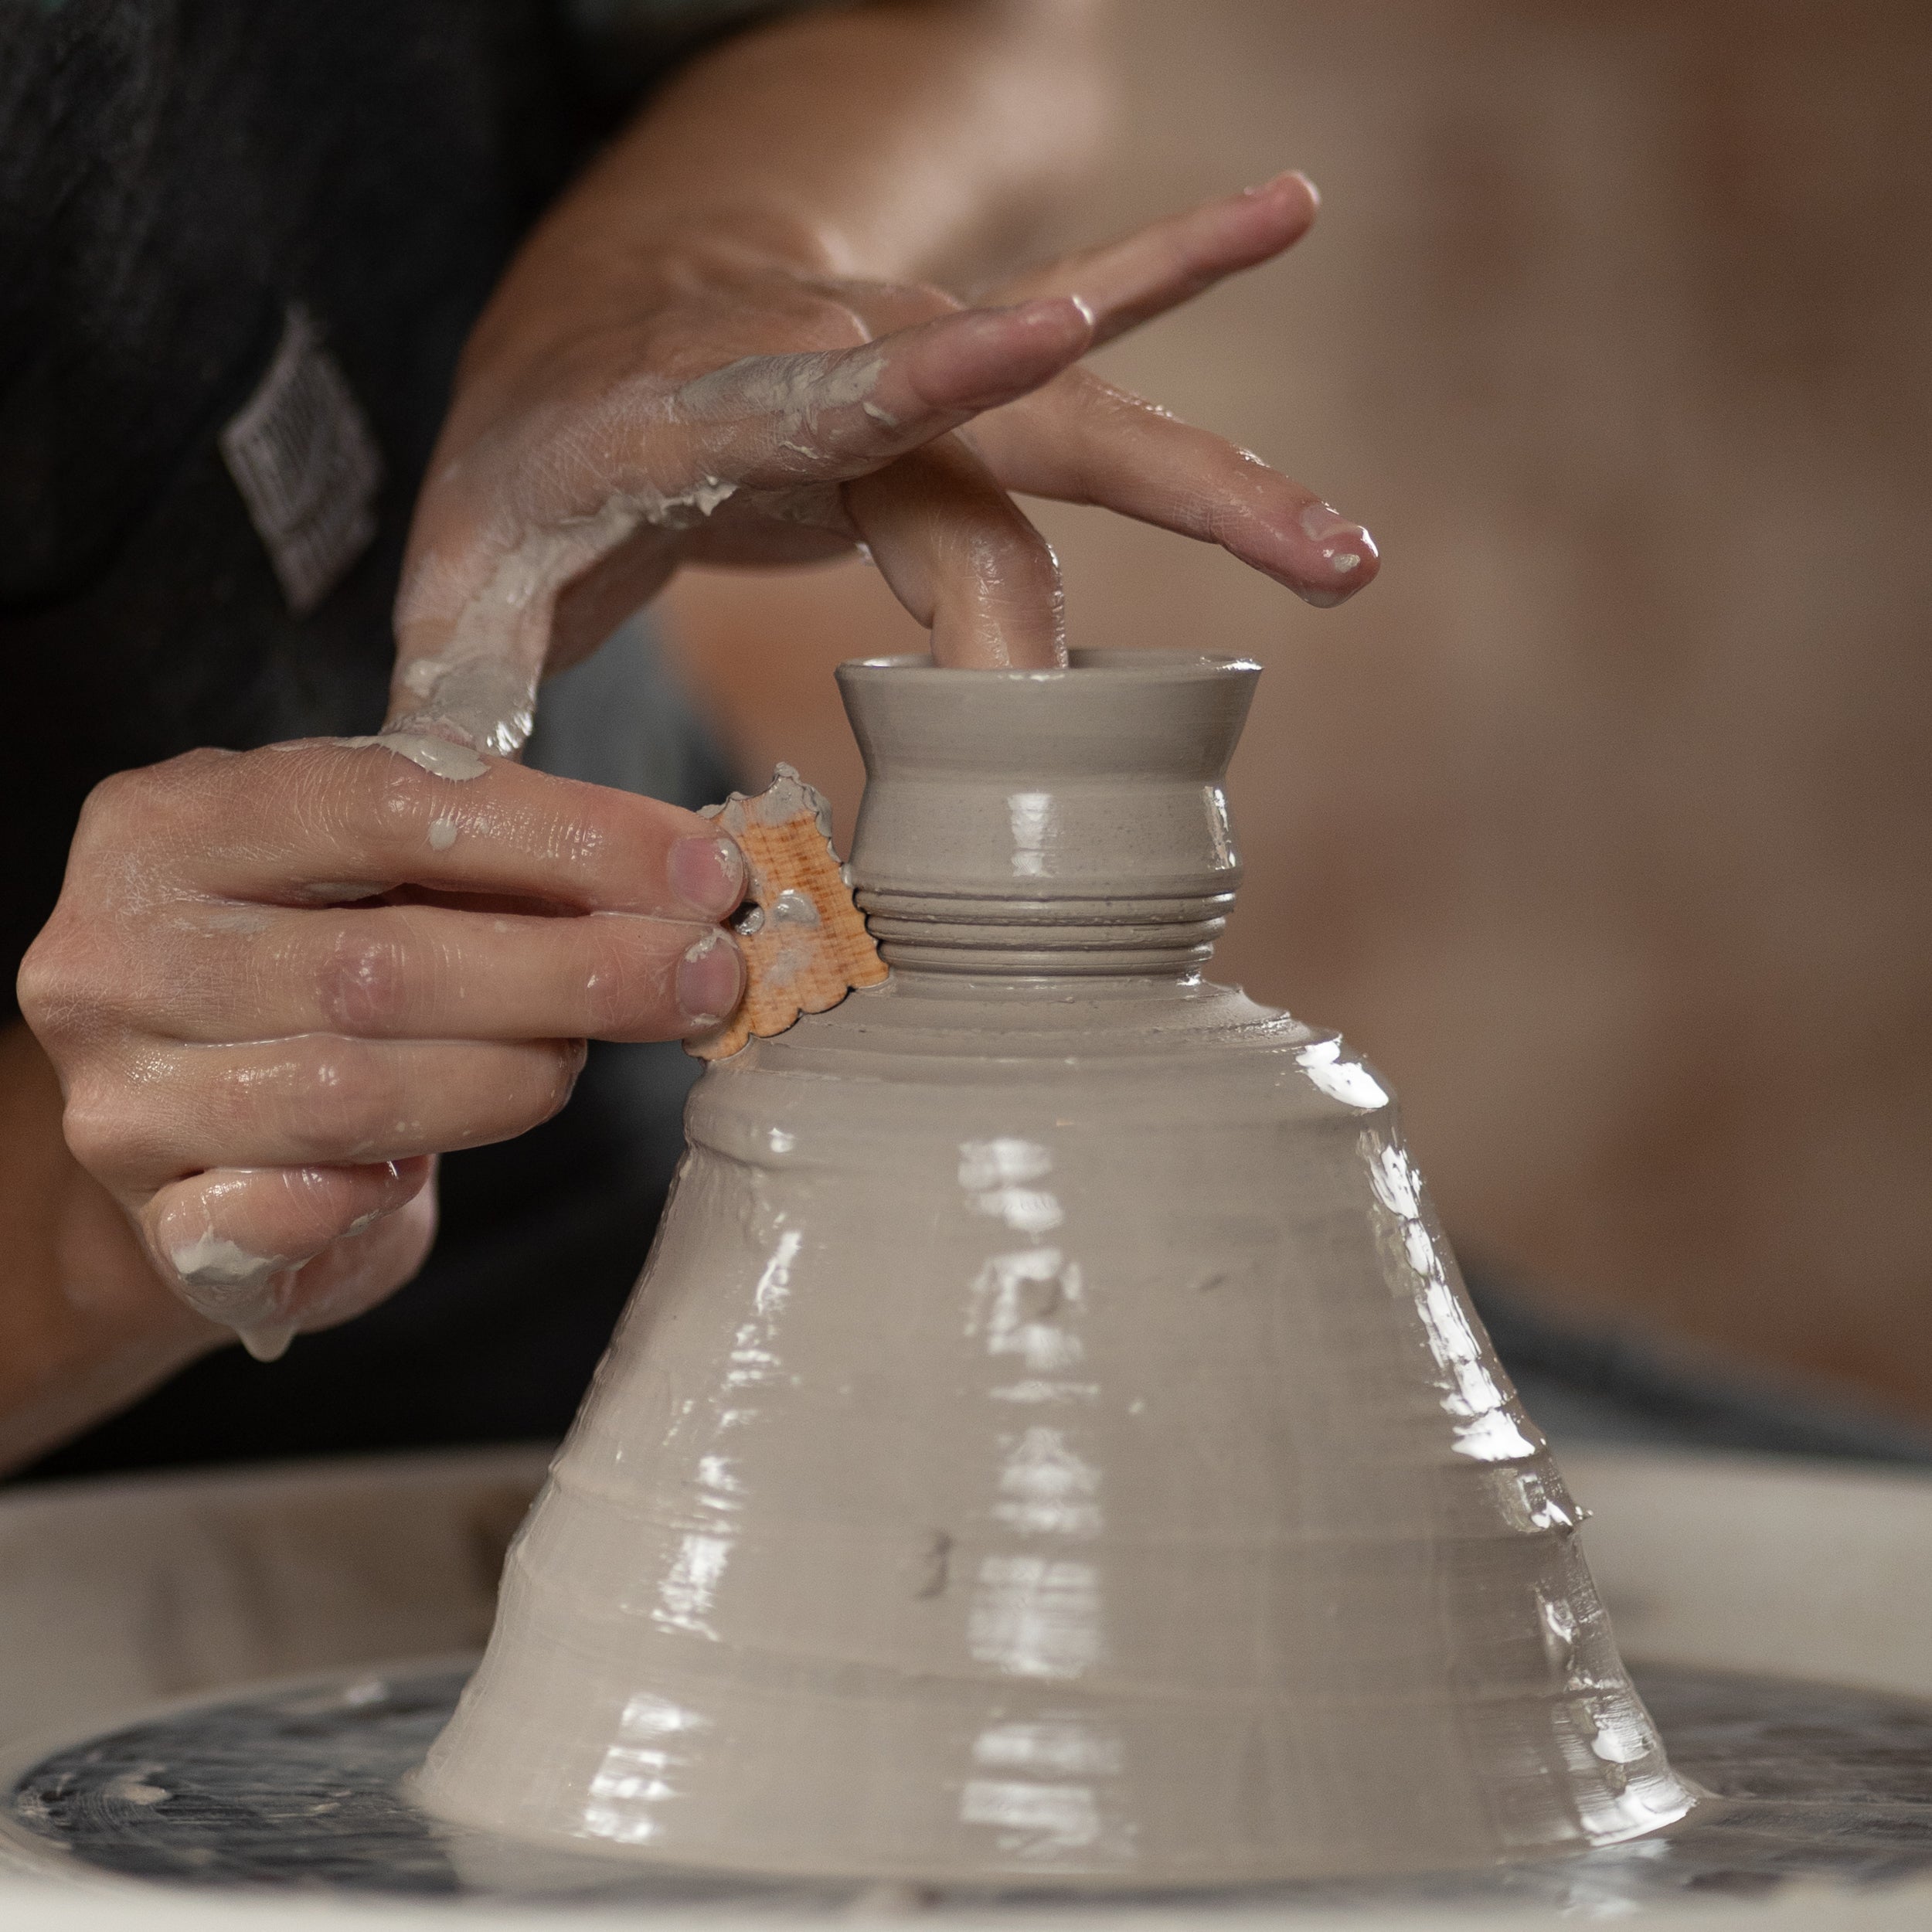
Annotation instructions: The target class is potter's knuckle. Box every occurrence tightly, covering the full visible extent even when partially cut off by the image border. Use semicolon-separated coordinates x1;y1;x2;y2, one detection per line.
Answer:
17;927;127;1039
143;748;238;820
315;926;413;1032
69;768;147;858
14;933;73;1032
81;753;236;868
60;1084;138;1176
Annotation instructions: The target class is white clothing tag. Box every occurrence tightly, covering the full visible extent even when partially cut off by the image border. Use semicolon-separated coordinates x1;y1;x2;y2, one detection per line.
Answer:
219;304;383;615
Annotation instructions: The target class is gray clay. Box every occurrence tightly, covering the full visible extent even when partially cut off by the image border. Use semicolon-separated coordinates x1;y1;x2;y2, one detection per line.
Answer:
413;651;1695;1883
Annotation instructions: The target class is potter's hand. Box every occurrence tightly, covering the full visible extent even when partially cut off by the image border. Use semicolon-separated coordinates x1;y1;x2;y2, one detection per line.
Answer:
392;172;1377;753
15;742;746;1355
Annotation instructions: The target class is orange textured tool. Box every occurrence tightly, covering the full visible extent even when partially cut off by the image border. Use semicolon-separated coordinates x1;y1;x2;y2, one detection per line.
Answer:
686;764;888;1062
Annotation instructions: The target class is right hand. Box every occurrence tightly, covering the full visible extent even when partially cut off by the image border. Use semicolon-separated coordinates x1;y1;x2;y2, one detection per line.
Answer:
15;736;747;1355
390;172;1379;757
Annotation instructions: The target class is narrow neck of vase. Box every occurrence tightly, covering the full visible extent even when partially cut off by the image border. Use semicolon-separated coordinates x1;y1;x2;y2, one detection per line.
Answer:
837;651;1260;981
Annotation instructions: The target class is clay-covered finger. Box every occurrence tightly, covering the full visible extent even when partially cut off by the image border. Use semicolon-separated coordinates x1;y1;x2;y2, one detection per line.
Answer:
67;1036;588;1192
383;300;1096;756
843;438;1066;668
135;904;743;1046
147;1158;434;1348
658;294;1095;485
90;740;747;917
269;1184;442;1340
971;371;1379;607
987;172;1318;350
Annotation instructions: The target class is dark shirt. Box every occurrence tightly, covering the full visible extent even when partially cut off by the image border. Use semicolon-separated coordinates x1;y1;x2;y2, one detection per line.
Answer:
0;0;801;1475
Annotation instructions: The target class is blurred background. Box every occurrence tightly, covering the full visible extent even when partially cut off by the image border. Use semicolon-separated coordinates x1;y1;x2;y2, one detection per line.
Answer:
658;0;1932;1437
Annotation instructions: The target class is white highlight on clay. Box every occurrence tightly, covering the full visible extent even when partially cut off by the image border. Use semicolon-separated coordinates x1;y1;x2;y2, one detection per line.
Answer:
994;1425;1103;1539
1332;553;1362;572
1363;1130;1536;1461
973;1720;1121;1777
104;1769;169;1807
654;1532;731;1641
1008;792;1054;879
1296;1036;1388;1110
968;1555;1103;1681
753;1227;802;1319
1582;1699;1656;1765
582;1692;709;1847
961;1138;1063;1236
969;1249;1084;1374
959;1778;1101;1854
336;731;487;781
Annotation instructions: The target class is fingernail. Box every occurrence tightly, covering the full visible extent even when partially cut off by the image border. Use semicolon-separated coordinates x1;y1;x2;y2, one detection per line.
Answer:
1298;502;1378;587
669;835;747;917
1300;500;1362;543
678;929;744;1025
1011;294;1093;336
1247;170;1318;209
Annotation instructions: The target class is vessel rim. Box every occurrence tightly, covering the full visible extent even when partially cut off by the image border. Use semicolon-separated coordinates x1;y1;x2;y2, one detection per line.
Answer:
838;648;1261;684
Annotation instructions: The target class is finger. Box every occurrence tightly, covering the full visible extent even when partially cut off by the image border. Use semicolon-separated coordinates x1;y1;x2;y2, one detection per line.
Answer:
655;294;1096;486
970;371;1379;607
386;297;1094;743
843;437;1066;669
389;298;1097;753
69;1037;587;1193
274;1183;441;1339
988;172;1319;350
122;903;744;1046
84;741;747;918
148;1158;434;1343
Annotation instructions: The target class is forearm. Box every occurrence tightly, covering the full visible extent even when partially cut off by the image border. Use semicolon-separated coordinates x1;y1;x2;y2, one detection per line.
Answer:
464;0;1111;377
0;1022;219;1475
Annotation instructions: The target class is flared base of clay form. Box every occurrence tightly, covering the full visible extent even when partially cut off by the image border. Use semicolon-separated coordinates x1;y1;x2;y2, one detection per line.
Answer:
414;655;1696;1885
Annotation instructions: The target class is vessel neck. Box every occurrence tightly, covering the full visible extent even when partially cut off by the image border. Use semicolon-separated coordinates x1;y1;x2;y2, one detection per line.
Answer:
836;651;1260;984
858;886;1233;980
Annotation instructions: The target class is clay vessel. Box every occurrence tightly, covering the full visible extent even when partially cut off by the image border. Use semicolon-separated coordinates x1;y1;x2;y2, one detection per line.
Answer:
415;651;1696;1883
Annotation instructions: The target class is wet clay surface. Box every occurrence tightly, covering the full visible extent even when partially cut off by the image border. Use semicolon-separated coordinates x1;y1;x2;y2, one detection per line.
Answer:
413;655;1693;1883
8;1658;1932;1909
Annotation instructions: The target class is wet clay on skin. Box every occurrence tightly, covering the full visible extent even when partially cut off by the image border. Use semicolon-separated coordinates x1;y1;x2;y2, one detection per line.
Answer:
415;653;1695;1883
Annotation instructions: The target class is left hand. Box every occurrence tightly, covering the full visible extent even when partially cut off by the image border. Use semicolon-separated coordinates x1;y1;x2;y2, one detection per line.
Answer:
391;172;1379;754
